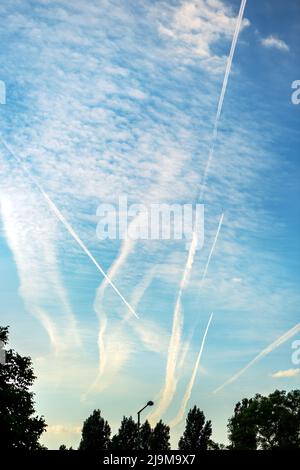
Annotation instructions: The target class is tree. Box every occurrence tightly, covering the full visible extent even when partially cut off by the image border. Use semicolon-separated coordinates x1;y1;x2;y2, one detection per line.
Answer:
178;406;212;451
228;398;258;450
228;390;300;450
207;440;227;450
111;416;139;450
150;420;170;451
139;420;152;450
79;409;111;450
0;326;47;449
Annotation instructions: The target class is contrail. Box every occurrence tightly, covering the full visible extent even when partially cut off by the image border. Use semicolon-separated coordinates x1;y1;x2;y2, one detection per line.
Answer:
199;0;248;199
201;214;224;281
1;138;138;319
170;313;213;428
151;0;247;421
148;232;198;423
213;321;300;394
87;235;136;395
38;190;138;319
86;264;162;396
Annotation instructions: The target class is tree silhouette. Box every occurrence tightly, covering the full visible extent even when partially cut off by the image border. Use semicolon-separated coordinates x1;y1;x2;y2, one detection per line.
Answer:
111;416;139;450
0;326;46;449
139;420;152;450
228;398;257;450
150;420;170;451
178;406;212;451
78;409;111;450
228;390;300;450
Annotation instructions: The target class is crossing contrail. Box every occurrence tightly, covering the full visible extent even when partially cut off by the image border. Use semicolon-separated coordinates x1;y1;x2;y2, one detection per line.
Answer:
1;138;138;319
170;313;213;427
201;214;224;281
213;321;300;394
151;0;248;421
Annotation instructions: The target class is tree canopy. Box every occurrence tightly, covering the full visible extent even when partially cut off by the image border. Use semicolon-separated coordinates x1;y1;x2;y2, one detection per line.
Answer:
111;416;139;450
178;406;212;451
150;420;171;451
78;409;111;450
228;389;300;450
0;326;46;449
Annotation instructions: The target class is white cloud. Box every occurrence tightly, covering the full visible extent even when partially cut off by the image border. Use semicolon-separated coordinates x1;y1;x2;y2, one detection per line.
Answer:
272;368;299;378
261;35;289;52
157;0;250;71
46;424;81;435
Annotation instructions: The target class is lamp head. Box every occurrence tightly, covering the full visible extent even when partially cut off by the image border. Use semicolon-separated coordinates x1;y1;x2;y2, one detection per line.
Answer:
147;400;154;407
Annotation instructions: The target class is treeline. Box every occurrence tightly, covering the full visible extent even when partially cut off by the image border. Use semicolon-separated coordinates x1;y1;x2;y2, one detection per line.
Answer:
59;406;215;451
1;326;300;450
60;388;300;451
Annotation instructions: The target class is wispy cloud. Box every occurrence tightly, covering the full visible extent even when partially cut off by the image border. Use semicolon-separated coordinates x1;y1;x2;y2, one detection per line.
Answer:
1;190;80;353
271;368;299;378
158;0;250;71
261;35;289;52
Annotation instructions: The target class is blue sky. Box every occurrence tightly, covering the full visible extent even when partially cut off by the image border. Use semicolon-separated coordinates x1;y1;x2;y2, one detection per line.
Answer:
0;0;299;449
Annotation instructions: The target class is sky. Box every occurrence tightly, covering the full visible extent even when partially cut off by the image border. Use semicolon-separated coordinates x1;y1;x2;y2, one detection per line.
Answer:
0;0;299;449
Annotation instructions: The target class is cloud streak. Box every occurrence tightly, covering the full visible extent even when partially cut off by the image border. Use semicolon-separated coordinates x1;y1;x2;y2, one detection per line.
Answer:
1;192;80;353
170;313;213;427
214;322;300;393
271;368;299;378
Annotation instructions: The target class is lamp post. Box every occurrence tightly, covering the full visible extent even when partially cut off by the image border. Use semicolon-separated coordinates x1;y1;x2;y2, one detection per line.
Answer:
137;400;154;449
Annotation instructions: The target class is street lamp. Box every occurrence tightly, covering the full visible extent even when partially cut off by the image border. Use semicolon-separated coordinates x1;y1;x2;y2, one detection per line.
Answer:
137;400;154;449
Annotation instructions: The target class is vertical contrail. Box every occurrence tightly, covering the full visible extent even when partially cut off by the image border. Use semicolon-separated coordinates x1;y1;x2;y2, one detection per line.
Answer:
170;313;213;427
148;232;198;423
87;235;135;394
201;214;224;281
1;138;138;319
213;322;300;394
151;0;247;421
86;264;162;396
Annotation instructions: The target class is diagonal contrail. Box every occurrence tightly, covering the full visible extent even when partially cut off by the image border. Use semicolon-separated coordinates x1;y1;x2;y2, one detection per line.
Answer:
1;138;138;319
213;322;300;394
151;0;248;421
170;313;213;427
199;0;248;200
201;213;224;281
